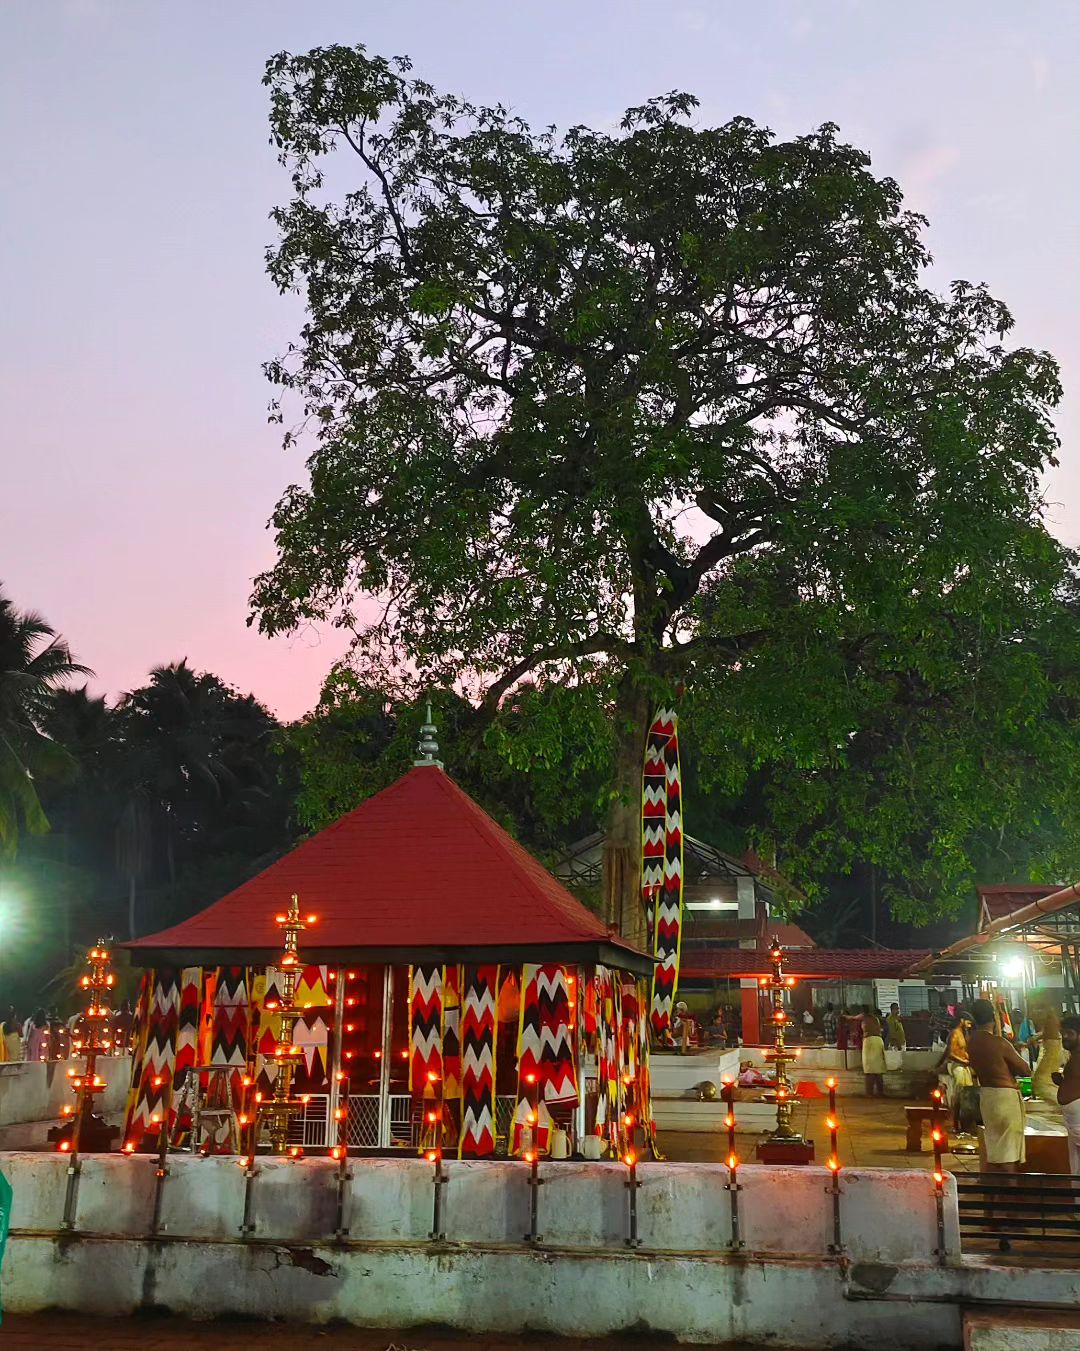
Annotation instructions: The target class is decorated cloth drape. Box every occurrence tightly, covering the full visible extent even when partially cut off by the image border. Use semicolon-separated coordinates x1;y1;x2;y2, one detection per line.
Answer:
174;966;202;1088
210;966;250;1109
442;964;462;1101
594;965;622;1144
642;708;684;1038
458;964;498;1158
254;967;285;1095
512;963;578;1153
123;968;181;1148
292;964;332;1090
409;964;443;1091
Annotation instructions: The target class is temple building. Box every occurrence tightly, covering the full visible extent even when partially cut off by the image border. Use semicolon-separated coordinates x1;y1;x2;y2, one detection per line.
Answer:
120;723;653;1159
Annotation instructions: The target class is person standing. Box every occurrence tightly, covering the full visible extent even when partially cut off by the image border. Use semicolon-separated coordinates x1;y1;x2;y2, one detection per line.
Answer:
886;1002;907;1053
822;1003;838;1046
1031;998;1065;1108
967;998;1030;1172
1;1015;21;1062
1053;1016;1080;1175
941;1010;975;1133
861;1006;886;1097
1016;1007;1038;1070
24;1009;49;1063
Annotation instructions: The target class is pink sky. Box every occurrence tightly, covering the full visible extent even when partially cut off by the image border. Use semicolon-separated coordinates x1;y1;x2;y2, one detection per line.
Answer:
2;2;1078;722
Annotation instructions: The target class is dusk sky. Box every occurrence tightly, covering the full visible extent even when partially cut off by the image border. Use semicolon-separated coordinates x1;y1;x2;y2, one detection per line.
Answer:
3;2;1078;722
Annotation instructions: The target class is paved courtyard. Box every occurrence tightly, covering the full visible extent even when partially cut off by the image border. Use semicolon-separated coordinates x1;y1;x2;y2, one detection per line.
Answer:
665;1090;980;1172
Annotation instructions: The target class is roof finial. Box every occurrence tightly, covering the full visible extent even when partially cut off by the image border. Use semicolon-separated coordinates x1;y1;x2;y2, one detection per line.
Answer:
414;698;443;768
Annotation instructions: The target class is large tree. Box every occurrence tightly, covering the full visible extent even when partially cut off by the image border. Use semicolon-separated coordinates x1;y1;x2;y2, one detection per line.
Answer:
252;46;1076;940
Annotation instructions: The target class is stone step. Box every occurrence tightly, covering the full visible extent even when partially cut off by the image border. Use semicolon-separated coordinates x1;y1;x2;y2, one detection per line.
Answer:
965;1308;1080;1350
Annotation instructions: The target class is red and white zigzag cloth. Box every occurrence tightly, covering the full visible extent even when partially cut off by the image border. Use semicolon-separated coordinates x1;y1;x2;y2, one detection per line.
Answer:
409;964;443;1091
643;708;683;1038
458;965;498;1158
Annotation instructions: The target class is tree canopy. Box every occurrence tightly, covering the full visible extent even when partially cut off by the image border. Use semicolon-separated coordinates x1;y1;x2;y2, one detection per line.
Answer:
0;588;89;854
244;46;1075;929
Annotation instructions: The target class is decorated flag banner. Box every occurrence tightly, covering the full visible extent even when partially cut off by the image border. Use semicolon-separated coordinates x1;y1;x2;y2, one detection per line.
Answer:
173;966;203;1088
210;966;249;1103
459;965;498;1158
442;964;462;1100
123;968;181;1148
513;963;577;1155
292;964;332;1089
643;707;684;1038
409;964;443;1091
594;965;624;1143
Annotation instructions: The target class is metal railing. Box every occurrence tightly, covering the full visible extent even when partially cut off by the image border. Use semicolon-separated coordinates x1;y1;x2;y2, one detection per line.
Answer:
955;1172;1080;1252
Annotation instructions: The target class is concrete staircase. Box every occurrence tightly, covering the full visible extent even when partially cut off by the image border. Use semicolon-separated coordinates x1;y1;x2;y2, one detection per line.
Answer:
965;1309;1080;1349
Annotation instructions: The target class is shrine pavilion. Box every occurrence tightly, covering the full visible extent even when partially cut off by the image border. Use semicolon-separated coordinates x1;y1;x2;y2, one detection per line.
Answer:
120;721;653;1160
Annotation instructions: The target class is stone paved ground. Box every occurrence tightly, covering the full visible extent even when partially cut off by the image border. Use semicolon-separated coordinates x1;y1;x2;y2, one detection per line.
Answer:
668;1087;983;1171
0;1313;757;1350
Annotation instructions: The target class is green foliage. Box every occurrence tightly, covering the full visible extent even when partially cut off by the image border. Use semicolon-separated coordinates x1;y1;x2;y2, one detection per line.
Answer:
0;587;89;855
285;667;611;857
251;45;1079;924
0;589;298;1006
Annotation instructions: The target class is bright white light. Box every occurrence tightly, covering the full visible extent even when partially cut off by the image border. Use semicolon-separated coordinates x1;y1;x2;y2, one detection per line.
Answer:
1001;957;1025;980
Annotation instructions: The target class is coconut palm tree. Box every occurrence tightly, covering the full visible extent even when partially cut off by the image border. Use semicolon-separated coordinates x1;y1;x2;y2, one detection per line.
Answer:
0;586;91;855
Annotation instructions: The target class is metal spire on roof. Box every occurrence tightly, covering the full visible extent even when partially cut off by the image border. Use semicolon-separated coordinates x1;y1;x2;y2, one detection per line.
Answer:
413;699;443;768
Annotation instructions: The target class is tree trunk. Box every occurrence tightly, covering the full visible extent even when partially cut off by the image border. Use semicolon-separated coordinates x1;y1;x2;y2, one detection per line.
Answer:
602;676;652;951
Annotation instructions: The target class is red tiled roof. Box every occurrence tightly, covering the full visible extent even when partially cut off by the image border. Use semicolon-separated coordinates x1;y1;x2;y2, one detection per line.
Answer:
124;767;649;970
977;885;1063;928
760;922;815;949
679;948;932;980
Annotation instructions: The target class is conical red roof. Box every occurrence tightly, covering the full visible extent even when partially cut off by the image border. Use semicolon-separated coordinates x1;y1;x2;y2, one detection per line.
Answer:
125;766;649;972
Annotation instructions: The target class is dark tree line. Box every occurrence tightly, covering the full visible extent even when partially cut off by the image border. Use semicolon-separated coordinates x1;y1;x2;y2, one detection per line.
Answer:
0;585;295;1007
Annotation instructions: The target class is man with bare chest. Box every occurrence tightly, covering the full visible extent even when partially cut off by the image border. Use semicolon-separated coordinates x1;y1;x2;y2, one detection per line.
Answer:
967;999;1029;1171
1052;1015;1080;1174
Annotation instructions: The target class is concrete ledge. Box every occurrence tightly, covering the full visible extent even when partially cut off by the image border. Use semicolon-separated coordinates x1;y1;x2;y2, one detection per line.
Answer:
0;1152;960;1262
0;1058;130;1126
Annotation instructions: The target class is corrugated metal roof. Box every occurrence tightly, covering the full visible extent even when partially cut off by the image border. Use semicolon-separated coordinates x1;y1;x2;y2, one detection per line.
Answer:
977;884;1064;928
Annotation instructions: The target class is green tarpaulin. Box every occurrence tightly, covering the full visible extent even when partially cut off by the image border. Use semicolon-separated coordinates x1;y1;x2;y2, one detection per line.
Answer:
0;1166;10;1322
